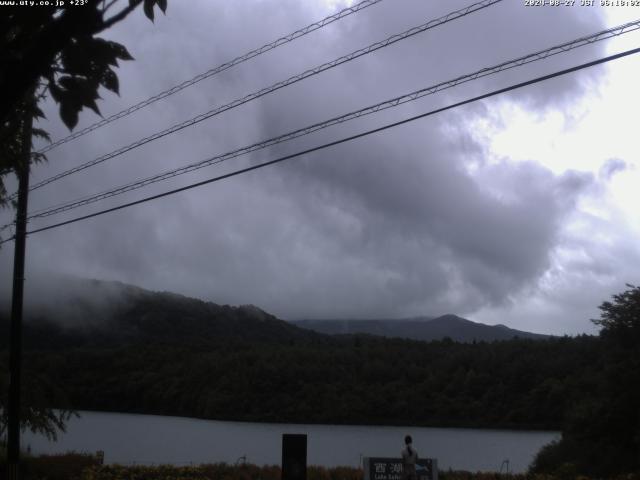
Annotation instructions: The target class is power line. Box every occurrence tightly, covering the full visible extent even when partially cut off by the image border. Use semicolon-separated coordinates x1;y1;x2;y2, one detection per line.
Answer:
22;0;503;195
37;0;387;155
25;19;640;221
4;46;636;243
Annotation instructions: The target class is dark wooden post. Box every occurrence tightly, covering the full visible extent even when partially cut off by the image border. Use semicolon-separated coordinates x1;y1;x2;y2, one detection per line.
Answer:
282;434;307;480
7;107;33;480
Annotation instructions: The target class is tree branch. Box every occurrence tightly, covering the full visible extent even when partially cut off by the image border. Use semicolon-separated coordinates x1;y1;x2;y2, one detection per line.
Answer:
102;0;121;14
101;0;143;31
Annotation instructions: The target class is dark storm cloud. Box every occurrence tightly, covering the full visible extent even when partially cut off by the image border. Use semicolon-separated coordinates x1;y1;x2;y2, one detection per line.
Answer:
252;120;596;316
0;0;620;331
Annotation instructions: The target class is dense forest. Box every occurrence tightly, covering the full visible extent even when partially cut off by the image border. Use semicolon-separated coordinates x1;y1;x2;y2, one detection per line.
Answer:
2;333;600;430
1;281;639;476
0;295;602;431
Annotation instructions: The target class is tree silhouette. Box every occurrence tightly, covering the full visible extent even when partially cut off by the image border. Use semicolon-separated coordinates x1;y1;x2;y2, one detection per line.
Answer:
0;0;168;206
593;283;640;343
0;0;168;440
532;284;640;476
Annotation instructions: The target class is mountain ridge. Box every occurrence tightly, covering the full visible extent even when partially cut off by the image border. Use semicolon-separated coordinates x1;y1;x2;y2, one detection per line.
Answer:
0;276;593;431
292;314;551;342
1;276;321;349
2;276;550;345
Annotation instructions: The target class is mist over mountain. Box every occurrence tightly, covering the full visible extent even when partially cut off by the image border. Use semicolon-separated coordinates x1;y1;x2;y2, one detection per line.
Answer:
0;274;605;431
0;275;319;349
1;275;550;345
293;315;552;343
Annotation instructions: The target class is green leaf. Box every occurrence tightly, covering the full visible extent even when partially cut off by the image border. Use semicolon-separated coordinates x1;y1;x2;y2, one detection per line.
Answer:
101;69;119;95
60;100;79;130
61;40;93;74
78;79;102;115
84;97;101;116
110;42;134;61
31;151;48;165
143;0;155;21
96;39;121;67
157;0;167;13
48;82;63;103
86;86;102;112
32;128;51;143
58;75;78;91
65;38;120;70
32;105;46;120
54;74;103;122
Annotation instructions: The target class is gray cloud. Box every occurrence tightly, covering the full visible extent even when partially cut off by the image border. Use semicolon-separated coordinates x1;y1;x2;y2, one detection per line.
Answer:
2;0;634;335
599;157;627;180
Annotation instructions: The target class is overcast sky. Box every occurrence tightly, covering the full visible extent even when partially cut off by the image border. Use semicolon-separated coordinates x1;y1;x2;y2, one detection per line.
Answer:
1;0;639;335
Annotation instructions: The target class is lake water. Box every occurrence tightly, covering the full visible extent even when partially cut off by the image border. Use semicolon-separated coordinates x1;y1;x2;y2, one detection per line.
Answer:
23;411;559;473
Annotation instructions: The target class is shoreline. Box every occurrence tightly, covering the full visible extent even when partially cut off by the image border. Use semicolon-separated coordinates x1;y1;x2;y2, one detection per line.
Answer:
67;408;562;434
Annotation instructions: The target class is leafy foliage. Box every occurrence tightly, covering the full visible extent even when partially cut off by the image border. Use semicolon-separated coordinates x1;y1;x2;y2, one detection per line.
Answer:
0;0;169;443
49;37;132;130
530;285;640;476
0;355;77;441
35;336;599;430
0;94;42;210
0;0;168;207
2;460;638;480
592;283;640;342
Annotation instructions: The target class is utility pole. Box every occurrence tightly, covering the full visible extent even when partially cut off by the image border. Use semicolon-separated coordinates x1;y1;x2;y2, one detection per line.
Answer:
6;106;33;480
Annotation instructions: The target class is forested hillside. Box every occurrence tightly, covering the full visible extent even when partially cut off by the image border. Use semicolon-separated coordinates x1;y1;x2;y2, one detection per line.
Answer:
4;279;639;478
1;315;599;430
1;279;319;349
64;336;603;428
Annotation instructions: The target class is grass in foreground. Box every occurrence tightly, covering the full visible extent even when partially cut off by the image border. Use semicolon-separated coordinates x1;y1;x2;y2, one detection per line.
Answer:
2;454;640;480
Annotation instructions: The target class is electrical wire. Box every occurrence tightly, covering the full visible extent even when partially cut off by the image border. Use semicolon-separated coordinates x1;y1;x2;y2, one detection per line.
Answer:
2;45;635;244
24;19;640;221
21;0;502;196
37;0;387;154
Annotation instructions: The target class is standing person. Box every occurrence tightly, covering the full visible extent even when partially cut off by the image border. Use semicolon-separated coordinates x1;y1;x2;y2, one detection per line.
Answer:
402;434;418;480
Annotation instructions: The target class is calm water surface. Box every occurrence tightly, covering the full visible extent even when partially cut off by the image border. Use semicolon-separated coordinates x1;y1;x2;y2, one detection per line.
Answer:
24;411;559;473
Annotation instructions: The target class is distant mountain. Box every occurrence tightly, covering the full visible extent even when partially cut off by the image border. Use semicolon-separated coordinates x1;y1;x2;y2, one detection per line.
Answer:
1;277;550;348
1;276;595;431
292;314;551;342
1;277;320;349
